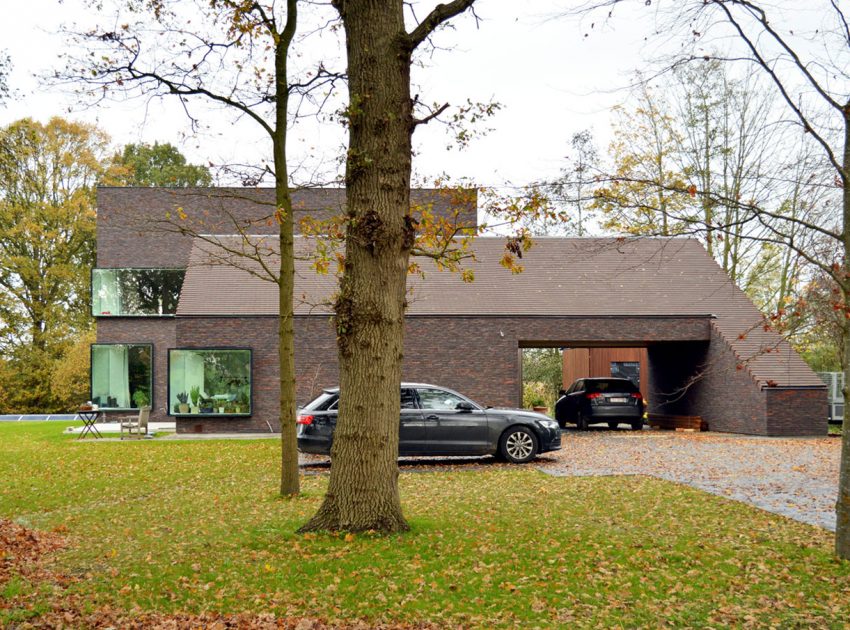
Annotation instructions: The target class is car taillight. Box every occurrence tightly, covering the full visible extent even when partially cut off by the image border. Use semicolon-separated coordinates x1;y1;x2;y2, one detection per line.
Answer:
631;393;643;400
296;414;314;425
586;393;602;400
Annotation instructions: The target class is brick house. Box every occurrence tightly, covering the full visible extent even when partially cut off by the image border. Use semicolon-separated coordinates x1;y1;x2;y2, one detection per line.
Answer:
93;187;827;436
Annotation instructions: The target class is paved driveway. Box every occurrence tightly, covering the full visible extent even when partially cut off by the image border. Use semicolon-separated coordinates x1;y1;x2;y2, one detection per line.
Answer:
539;430;841;531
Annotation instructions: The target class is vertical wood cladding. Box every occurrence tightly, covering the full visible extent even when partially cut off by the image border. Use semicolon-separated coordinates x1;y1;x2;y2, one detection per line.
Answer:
563;348;649;394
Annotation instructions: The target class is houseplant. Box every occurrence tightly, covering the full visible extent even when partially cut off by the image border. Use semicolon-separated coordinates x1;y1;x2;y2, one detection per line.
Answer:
199;397;214;414
190;386;201;413
235;391;250;414
132;389;149;409
176;391;189;414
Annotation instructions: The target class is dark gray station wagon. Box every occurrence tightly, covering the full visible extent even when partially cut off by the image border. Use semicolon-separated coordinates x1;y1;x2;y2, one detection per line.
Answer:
297;383;562;464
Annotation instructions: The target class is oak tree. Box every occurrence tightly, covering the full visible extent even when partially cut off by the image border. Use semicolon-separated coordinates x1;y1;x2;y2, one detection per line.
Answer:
300;0;479;533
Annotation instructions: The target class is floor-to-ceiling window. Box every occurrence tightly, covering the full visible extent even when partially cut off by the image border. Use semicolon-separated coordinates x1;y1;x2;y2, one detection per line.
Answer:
90;344;153;409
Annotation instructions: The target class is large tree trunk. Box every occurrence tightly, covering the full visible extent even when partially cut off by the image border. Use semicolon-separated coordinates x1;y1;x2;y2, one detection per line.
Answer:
837;107;850;559
275;5;300;497
300;0;413;532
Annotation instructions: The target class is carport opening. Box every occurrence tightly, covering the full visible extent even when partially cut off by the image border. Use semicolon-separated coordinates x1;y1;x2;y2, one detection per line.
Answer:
520;340;714;430
520;344;657;423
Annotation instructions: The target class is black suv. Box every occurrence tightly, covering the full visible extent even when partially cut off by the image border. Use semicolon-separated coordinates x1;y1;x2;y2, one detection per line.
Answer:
555;377;645;430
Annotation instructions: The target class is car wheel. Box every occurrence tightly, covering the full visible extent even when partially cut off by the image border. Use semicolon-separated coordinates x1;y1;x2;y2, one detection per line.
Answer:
499;426;539;464
576;413;589;431
608;421;618;430
631;419;644;431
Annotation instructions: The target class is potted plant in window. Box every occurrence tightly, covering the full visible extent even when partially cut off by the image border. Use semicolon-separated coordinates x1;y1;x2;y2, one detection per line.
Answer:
132;389;150;409
235;391;249;414
199;397;214;414
217;399;226;414
176;392;189;414
189;386;200;413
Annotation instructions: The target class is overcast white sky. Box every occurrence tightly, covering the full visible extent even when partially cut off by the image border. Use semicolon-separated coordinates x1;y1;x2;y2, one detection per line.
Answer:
0;1;839;191
0;1;671;189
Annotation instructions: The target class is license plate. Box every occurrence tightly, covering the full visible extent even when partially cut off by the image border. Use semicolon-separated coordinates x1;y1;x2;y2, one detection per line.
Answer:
609;397;628;403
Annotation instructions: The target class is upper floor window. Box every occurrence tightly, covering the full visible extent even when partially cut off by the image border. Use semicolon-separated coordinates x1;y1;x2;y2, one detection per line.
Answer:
92;268;186;316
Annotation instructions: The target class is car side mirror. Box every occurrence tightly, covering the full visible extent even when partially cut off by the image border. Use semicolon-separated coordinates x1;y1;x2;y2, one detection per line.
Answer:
558;389;566;397
456;401;475;412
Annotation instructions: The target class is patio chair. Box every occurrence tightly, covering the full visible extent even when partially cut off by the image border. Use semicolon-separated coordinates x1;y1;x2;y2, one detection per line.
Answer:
119;406;151;440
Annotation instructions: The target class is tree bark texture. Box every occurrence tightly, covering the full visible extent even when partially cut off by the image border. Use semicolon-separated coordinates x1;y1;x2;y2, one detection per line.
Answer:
836;105;850;560
276;0;300;497
300;0;413;532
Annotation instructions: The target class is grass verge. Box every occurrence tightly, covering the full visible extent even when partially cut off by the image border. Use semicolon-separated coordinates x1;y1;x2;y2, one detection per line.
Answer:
1;422;849;628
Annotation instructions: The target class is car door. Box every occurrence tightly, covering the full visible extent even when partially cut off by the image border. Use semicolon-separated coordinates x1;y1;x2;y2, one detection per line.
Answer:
398;388;426;455
416;387;489;454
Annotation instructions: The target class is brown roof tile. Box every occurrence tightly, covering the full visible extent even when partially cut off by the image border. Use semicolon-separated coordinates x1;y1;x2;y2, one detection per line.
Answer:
178;235;823;389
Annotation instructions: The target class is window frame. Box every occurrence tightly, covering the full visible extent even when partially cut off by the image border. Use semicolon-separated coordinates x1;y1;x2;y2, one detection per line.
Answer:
91;267;186;318
89;342;155;411
414;386;482;412
166;347;253;417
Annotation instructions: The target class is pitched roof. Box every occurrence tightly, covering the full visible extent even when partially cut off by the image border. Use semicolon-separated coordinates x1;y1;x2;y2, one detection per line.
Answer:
178;235;823;389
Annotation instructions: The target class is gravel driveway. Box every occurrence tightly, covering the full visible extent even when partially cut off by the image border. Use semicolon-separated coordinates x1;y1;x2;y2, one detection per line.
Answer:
300;430;843;531
539;430;842;531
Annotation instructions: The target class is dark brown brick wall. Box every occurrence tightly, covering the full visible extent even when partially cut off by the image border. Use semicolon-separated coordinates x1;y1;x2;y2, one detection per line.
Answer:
96;187;477;268
766;388;828;436
95;318;177;425
99;313;825;436
170;314;713;432
649;325;769;434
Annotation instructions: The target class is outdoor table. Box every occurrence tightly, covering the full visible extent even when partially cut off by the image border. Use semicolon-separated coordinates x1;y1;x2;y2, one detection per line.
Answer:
77;409;102;439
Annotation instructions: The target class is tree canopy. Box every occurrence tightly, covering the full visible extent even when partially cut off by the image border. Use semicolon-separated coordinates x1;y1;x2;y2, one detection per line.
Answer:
0;117;107;412
111;142;212;187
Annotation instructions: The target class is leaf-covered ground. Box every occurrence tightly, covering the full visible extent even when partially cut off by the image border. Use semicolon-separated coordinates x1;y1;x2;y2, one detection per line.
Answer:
2;422;850;628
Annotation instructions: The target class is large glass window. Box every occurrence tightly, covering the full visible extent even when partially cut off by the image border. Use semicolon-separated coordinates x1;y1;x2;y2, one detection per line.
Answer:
168;349;252;416
91;344;153;410
92;268;186;316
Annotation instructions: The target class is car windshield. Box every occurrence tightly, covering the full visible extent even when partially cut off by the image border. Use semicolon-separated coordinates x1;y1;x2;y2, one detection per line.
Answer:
585;379;638;393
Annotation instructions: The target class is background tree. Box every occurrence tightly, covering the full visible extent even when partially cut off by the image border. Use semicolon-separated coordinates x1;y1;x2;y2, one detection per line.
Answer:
0;51;10;104
0;117;105;412
578;0;850;559
536;129;598;236
300;0;479;533
592;82;689;236
522;348;563;410
111;141;212;187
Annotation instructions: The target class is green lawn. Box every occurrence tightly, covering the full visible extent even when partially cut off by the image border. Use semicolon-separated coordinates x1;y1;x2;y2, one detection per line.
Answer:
2;422;849;628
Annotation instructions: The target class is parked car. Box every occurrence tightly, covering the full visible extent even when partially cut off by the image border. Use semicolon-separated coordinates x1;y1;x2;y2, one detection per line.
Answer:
555;377;645;431
297;383;562;464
